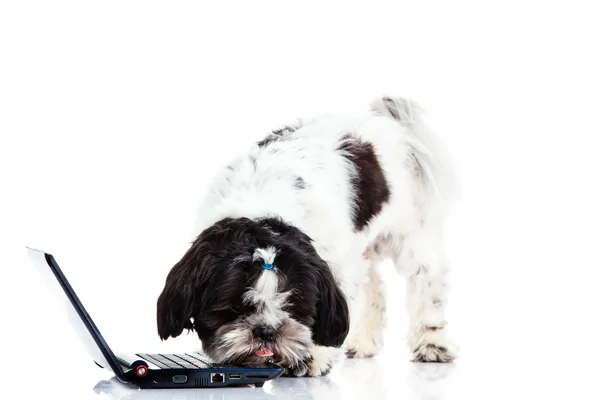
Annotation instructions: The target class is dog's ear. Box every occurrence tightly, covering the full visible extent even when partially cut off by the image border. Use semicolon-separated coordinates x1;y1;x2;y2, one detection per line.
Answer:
157;243;207;340
311;264;350;347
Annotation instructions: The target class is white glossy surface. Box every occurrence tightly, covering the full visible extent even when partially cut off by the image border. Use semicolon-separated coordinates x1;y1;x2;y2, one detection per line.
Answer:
14;349;600;399
90;359;455;400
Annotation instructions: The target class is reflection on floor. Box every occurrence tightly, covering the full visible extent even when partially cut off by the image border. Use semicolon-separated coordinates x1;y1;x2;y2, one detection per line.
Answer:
93;357;457;400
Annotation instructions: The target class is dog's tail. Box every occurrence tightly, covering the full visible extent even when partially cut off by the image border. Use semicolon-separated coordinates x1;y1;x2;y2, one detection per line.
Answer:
371;95;456;213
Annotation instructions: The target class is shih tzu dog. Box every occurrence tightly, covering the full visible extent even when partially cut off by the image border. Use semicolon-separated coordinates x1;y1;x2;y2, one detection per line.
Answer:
157;95;457;376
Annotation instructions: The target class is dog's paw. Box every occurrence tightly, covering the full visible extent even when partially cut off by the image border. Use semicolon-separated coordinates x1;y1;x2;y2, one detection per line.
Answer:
283;359;334;377
408;324;458;363
407;325;458;363
410;330;458;363
283;361;332;377
412;342;457;363
283;360;311;377
345;348;375;359
305;358;334;377
345;333;383;359
282;346;342;377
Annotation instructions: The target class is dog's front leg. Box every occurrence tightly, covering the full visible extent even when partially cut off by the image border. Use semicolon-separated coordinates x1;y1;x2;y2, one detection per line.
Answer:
283;345;344;377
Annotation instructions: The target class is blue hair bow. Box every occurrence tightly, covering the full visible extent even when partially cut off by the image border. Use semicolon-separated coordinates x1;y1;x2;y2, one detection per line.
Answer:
261;263;274;270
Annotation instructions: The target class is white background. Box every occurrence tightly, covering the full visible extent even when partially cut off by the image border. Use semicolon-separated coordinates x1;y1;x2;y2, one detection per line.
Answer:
2;1;600;399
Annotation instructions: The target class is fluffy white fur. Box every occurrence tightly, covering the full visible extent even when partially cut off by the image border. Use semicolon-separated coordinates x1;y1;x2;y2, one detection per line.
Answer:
193;96;457;374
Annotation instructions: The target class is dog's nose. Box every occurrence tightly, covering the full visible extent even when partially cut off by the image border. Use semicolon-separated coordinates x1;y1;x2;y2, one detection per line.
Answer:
253;326;275;341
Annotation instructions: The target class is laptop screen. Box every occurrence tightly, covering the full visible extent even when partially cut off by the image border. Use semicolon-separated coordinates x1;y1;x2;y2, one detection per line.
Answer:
27;248;128;382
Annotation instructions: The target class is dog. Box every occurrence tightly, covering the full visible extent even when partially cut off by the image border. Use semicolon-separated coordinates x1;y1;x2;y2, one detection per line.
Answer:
156;95;458;376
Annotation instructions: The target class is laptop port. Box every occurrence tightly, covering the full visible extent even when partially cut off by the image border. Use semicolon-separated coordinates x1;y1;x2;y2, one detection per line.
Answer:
172;375;188;384
211;373;225;383
229;373;242;380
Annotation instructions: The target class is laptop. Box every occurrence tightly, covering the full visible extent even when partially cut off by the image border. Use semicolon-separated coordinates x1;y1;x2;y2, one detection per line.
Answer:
26;247;283;389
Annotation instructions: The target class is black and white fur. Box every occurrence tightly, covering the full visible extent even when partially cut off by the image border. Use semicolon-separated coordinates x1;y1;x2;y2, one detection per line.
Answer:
157;96;457;376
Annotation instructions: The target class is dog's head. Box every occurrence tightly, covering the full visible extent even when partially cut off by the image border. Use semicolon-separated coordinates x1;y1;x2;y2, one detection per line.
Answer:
156;217;349;367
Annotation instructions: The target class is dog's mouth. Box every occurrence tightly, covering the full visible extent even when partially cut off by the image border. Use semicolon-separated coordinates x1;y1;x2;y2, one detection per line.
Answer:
209;319;313;367
254;343;278;362
255;348;274;357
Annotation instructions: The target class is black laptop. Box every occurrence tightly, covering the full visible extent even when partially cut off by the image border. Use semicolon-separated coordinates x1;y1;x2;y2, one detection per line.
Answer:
27;247;283;389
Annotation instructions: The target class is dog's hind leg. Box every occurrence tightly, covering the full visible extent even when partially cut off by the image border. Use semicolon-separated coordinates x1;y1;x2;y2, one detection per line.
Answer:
394;224;458;362
372;95;458;362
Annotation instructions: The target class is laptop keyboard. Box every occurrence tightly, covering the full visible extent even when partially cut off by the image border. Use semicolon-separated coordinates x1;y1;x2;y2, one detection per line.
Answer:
136;353;224;369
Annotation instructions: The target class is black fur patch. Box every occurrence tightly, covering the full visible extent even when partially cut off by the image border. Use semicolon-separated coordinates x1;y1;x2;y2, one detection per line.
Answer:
257;125;298;148
157;216;350;364
337;134;390;231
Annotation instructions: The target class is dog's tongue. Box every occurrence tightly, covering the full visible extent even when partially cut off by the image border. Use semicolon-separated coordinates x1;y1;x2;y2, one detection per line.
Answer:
255;349;274;357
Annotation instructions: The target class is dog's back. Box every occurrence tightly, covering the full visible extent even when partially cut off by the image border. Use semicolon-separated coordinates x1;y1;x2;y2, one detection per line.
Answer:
194;96;453;260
